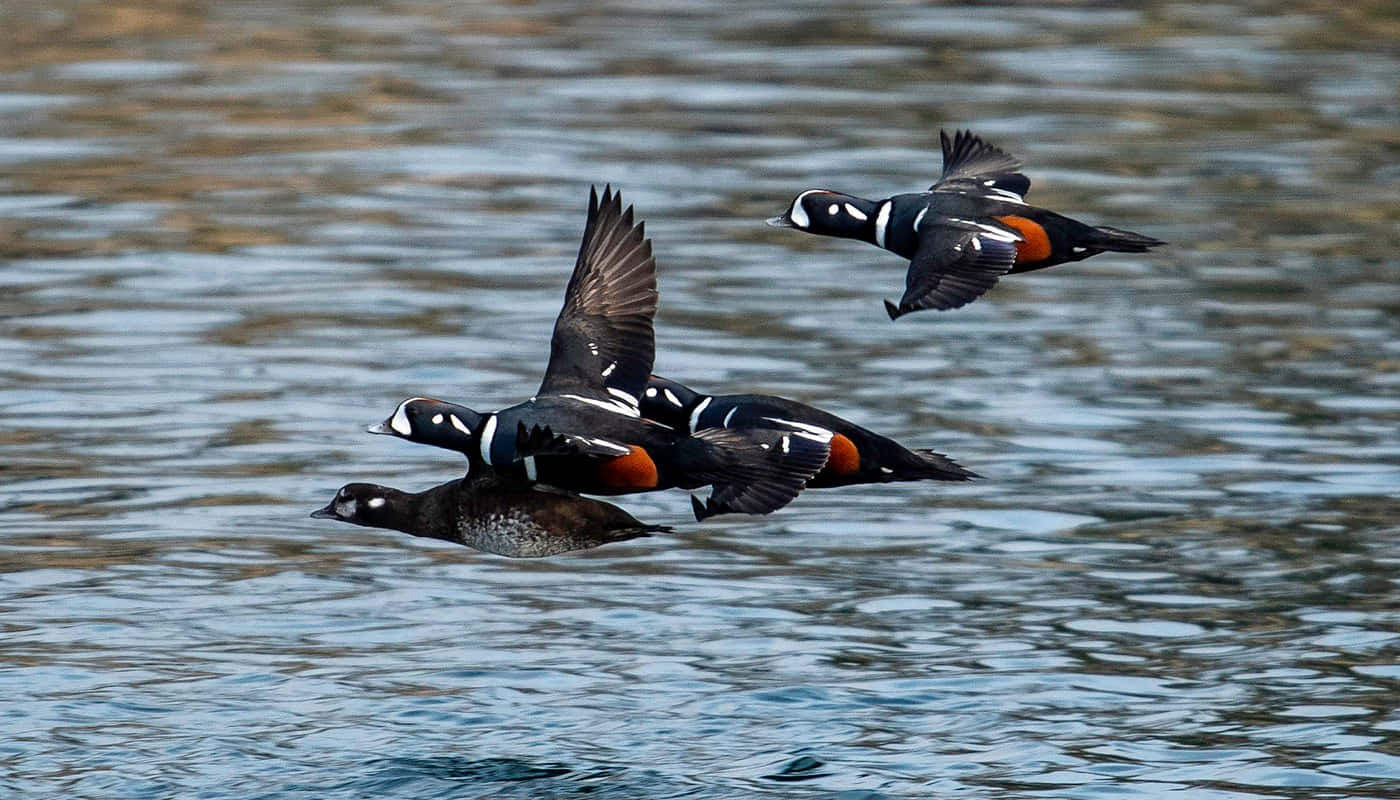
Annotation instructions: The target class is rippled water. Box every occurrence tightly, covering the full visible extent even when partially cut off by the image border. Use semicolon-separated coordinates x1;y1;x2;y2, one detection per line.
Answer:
3;2;1399;798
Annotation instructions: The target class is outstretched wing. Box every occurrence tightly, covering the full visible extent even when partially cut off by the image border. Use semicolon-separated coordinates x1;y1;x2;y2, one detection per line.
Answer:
687;426;831;521
931;129;1031;201
886;221;1021;318
537;185;658;408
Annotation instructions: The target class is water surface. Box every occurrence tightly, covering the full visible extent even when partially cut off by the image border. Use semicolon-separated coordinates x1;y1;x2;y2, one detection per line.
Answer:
2;2;1399;798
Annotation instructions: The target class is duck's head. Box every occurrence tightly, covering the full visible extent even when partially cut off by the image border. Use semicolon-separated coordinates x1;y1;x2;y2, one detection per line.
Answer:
369;397;484;454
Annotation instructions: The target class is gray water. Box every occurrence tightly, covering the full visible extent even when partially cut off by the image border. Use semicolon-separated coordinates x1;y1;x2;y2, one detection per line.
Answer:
3;2;1399;797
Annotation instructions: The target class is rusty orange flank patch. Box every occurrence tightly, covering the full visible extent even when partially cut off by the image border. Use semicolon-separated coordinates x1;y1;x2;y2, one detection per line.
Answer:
995;215;1052;264
597;445;659;490
824;433;860;475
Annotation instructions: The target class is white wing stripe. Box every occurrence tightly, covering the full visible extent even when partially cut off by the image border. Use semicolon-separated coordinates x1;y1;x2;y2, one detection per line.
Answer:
760;416;835;441
560;393;640;417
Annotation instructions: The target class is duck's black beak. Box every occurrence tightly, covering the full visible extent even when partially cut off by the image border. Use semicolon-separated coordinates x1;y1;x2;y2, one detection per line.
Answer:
766;214;796;228
366;420;393;435
309;503;337;519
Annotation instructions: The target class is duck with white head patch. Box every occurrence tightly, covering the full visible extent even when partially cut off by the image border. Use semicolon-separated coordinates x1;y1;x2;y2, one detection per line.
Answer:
365;186;832;520
642;375;978;490
769;130;1165;318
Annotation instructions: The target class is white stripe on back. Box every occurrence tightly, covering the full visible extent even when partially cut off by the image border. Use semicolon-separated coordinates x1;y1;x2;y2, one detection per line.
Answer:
688;396;712;433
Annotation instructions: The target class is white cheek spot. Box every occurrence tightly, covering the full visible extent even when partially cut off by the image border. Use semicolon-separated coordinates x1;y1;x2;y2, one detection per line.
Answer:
335;499;357;517
449;414;471;435
844;203;868;221
389;400;413;436
431;413;444;425
827;203;839;215
663;388;681;407
645;387;658;398
367;497;386;509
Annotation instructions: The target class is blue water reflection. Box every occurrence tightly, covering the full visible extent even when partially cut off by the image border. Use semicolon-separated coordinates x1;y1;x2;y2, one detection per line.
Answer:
2;1;1399;798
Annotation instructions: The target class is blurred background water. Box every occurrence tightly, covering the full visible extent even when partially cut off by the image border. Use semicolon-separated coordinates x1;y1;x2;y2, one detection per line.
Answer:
2;1;1398;798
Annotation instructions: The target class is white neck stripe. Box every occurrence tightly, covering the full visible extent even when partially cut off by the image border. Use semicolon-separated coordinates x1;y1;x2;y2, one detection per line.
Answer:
874;201;892;249
478;414;497;465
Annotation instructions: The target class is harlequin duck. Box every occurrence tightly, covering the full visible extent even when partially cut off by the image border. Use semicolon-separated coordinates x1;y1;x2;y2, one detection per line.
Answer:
369;186;832;520
769;129;1165;318
370;396;831;520
311;472;665;557
640;375;978;489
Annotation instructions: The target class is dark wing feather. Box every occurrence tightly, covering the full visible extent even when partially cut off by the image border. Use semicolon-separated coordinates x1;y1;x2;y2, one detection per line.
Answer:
537;185;658;403
931;129;1031;199
685;427;830;520
514;422;634;461
887;224;1020;318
